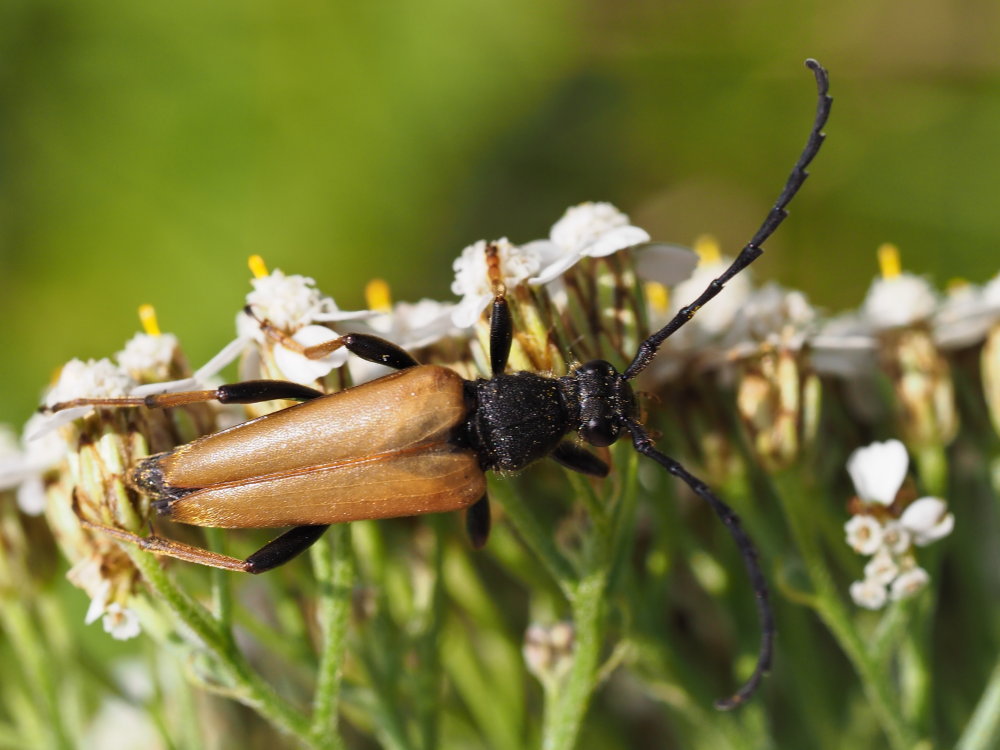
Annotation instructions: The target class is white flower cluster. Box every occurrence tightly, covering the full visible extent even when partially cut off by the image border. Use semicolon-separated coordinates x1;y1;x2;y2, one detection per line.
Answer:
843;440;954;610
450;202;691;328
813;246;1000;375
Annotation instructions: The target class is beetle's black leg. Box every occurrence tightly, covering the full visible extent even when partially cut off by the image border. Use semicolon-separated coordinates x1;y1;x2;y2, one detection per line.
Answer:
489;296;513;376
465;494;491;549
79;518;330;573
551;442;610;478
625;420;773;711
244;525;331;573
337;333;420;370
624;59;831;380
43;380;325;414
480;241;513;375
244;305;419;370
215;380;325;403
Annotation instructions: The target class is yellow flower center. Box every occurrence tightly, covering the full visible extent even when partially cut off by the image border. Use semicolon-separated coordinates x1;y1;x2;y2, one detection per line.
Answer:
695;234;721;265
365;278;393;312
877;243;901;280
137;304;161;337
248;254;269;279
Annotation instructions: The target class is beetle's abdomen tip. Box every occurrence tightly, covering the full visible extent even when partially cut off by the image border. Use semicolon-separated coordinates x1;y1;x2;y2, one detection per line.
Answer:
131;451;190;511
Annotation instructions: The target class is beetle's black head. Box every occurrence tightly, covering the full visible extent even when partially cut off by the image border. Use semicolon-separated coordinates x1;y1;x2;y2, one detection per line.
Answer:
566;360;638;448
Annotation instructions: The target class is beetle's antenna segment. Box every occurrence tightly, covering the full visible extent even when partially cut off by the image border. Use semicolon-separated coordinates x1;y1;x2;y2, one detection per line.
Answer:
626;420;774;710
623;59;831;380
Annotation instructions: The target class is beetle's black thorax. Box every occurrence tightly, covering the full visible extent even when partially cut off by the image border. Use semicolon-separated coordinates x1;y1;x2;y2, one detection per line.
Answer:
466;372;573;472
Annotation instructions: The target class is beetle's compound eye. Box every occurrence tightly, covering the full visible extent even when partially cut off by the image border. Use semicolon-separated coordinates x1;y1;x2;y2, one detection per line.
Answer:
581;417;620;448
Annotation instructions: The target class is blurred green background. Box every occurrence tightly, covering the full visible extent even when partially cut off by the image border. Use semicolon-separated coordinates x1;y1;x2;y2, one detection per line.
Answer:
2;0;999;428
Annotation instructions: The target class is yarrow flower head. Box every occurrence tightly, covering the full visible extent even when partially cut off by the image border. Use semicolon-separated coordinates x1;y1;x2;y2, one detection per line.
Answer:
33;358;156;640
0;414;68;515
184;256;375;390
843;439;954;609
861;243;938;331
932;273;1000;350
659;235;754;346
724;283;817;354
450;238;540;328
523;621;576;690
525;202;650;285
347;280;469;384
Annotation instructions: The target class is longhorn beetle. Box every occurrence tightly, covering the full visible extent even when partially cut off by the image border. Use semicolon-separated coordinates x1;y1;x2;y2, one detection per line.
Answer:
46;59;831;709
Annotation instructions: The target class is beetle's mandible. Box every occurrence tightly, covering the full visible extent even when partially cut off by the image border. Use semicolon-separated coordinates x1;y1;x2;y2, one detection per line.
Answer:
45;59;832;709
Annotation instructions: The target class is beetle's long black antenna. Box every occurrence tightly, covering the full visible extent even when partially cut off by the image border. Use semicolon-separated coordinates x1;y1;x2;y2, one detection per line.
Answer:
623;59;831;380
626;420;773;710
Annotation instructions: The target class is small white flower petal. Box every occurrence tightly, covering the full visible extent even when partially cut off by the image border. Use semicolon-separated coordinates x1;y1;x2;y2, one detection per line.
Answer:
272;325;348;384
196;334;256;384
45;359;136;407
880;521;912;555
85;578;113;625
862;272;937;330
846;439;909;505
667;258;754;338
633;243;699;286
29;359;137;440
311;307;378;323
16;476;47;515
25;408;89;441
850;577;888;610
366;299;462;351
451;292;494;328
583;224;650;258
933;282;994;349
809;313;878;378
899;497;955;546
451;239;539;323
889;566;930;600
245;270;328;331
530;253;580;286
549;202;631;251
844;515;884;555
130;377;199;398
520;239;562;268
864;547;900;586
103;604;142;640
116;333;179;380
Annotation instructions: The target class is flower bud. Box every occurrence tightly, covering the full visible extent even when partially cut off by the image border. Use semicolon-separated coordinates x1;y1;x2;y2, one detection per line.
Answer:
735;348;820;472
878;327;958;451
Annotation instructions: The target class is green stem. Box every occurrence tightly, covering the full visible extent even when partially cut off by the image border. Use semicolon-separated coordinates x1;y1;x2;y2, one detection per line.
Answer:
309;524;353;749
773;469;920;750
205;527;233;628
0;600;72;750
956;653;1000;750
413;520;446;750
126;547;323;748
490;477;577;593
541;571;607;750
913;444;948;498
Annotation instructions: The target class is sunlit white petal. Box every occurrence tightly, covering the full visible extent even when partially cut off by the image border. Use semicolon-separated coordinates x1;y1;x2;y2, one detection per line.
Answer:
633;243;699;286
850;577;888;610
451;239;539;326
846;439;908;505
844;515;883;555
899;497;954;546
862;272;937;330
889;567;930;600
864;547;899;586
102;604;142;640
272;325;348;384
